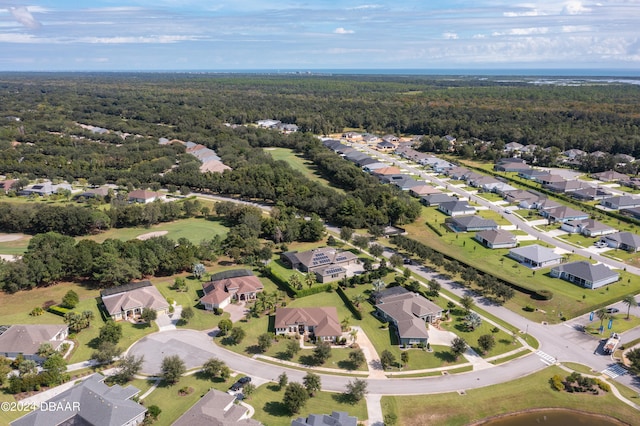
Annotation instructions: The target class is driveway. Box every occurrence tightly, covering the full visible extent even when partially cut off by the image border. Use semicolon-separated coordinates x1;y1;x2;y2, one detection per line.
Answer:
126;329;218;375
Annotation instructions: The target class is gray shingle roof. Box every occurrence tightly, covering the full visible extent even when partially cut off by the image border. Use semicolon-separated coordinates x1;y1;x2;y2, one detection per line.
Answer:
0;324;67;356
508;244;562;263
551;261;619;283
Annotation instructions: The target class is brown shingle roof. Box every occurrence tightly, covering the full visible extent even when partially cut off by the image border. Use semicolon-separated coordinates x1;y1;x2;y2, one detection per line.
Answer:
275;307;341;338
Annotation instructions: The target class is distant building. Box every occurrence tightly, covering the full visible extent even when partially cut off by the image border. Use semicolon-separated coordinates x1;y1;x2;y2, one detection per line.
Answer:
127;189;166;204
0;324;68;361
274;307;342;342
292;411;357;426
100;281;169;321
173;388;262;426
200;270;264;310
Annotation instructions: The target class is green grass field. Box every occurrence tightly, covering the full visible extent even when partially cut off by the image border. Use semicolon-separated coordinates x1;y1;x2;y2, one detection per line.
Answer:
381;365;639;426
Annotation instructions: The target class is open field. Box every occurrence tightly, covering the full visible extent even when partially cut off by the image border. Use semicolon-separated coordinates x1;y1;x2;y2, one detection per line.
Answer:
264;147;346;194
381;365;639;426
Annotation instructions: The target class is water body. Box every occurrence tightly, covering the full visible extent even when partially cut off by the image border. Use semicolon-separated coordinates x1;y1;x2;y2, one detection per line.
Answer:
478;409;626;426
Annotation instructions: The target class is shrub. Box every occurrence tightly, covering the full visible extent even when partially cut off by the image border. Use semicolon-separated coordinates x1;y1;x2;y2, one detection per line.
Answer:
48;305;71;317
30;307;44;316
523;305;535;312
550;375;564;391
535;290;554;300
595;379;610;392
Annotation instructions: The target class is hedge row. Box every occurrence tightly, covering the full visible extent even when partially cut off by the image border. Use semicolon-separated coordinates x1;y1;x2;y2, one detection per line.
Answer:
48;305;71;317
336;285;363;320
426;221;443;236
264;266;332;298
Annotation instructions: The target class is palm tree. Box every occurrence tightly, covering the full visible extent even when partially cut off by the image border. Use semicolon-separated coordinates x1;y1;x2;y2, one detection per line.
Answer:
305;273;316;289
349;328;358;343
372;279;385;293
622;295;637;320
352;294;365;308
289;273;303;291
595;308;609;332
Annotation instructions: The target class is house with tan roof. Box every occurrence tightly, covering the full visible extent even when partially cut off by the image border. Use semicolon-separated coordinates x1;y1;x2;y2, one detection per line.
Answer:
100;281;169;321
508;244;563;269
274;307;342;342
474;229;518;249
127;189;166;204
200;270;264;311
0;324;68;361
173;389;262;426
374;287;442;347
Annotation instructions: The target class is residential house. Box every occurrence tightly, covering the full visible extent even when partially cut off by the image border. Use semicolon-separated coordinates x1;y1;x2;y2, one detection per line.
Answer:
274;307;342;342
19;182;72;196
543;206;589;223
504;142;524;154
518;169;550;182
446;166;471;180
127;189;166;204
474;229;518;249
563;149;586;161
468;175;499;188
372;166;402;177
361;134;379;144
173;389;262;426
363;162;389;172
0;179;16;193
100;281;169;321
344;151;371;165
600;196;640;210
420;193;456;207
602;232;640;252
614;154;635;165
591;170;628;182
537;199;563;213
342;131;362;140
379;174;420;190
200;270;264;311
560;219;616;237
494;157;530;172
280;247;358;282
544;179;588;193
257;119;281;128
537;173;565;186
276;123;298;133
409;185;441;198
483;181;518;195
550;261;619;290
503;190;545;209
375;287;442;346
438;200;476;217
76;186;110;200
358;157;380;167
446;215;498;233
11;374;147;426
292;411;357;426
507;244;563;269
0;324;68;361
620;207;640;220
570;186;611;201
376;141;396;151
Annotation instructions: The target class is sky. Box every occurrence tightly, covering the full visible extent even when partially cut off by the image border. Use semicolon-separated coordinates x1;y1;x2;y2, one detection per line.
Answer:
0;0;639;72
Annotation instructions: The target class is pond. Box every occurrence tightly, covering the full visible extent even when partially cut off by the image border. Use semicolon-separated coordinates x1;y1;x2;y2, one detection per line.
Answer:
478;409;627;426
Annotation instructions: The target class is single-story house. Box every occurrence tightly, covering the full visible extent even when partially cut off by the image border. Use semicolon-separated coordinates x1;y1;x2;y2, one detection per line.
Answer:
420;193;456;207
507;244;563;269
363;162;389;172
483;182;518;195
19;182;72;196
602;232;640;252
373;166;403;177
620;207;640;220
570;187;611;201
313;265;347;283
518;169;550;181
544;180;588;193
409;185;441;198
550;261;619;290
274;307;342;342
11;373;147;426
200;270;264;310
446;166;471;180
292;411;357;426
474;229;518;249
100;281;169;321
376;141;396;151
342;131;362;140
375;287;443;347
173;389;262;426
503;190;545;209
537;173;565;186
537;199;563;212
446;215;498;233
591;170;628;182
504;142;524;153
494;158;530;172
127;189;166;204
468;175;499;188
563;149;586;161
0;324;68;361
437;200;476;217
280;247;358;279
560;219;616;237
543;206;589;223
600;196;640;210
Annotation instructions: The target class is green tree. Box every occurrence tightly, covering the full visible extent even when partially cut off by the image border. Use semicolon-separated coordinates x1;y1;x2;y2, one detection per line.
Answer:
389;253;404;268
344;378;368;404
622;295;637;320
303;372;321;396
243;382;256;399
627;347;640;374
43;353;67;381
161;355;186;385
596;308;609;331
451;337;468;360
401;351;409;367
257;333;273;352
36;342;55;359
460;295;475;313
92;341;122;364
180;306;194;324
218;318;232;336
313;341;332;365
115;354;144;383
278;372;288;390
141;307;157;324
464;312;482;331
380;349;396;370
427;280;441;297
478;334;496;354
230;327;246;344
289;273;303;291
348;349;366;369
0;357;11;386
352;235;370;251
99;321;123;345
283;382;309;414
340;227;354;242
147;405;162;422
61;289;79;309
202;358;225;378
192;263;206;280
286;339;301;359
369;244;384;258
19;359;37;376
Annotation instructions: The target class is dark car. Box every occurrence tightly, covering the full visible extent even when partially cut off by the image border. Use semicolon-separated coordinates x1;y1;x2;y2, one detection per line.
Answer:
230;382;243;392
606;308;619;314
238;376;252;384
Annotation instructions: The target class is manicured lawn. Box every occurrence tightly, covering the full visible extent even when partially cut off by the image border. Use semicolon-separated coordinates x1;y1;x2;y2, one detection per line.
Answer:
381;365;640;426
583;314;640;335
0;233;31;254
264;147;345;194
250;383;368;425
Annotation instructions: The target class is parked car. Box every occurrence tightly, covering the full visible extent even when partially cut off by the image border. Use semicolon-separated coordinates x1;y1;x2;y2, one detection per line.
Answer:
230;382;243;392
606;308;619;314
237;376;252;384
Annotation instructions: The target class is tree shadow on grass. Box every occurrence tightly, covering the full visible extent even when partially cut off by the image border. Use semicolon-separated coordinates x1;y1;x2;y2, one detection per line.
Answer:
298;354;320;367
498;339;512;345
245;345;263;355
275;351;293;361
434;351;456;363
331;392;356;405
337;360;358;371
263;401;291;417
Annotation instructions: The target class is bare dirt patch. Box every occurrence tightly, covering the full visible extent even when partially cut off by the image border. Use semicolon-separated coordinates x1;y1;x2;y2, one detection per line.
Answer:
0;233;25;242
0;254;21;262
136;231;169;241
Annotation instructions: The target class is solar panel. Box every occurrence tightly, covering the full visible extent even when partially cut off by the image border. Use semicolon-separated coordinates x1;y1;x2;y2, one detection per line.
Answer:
0;325;11;337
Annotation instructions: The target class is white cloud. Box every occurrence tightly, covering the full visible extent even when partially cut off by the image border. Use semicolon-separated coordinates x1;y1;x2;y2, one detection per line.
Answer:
443;32;458;40
334;27;354;34
504;9;542;17
8;6;41;29
80;35;201;44
349;5;382;10
562;1;591;15
562;25;591;33
493;27;549;36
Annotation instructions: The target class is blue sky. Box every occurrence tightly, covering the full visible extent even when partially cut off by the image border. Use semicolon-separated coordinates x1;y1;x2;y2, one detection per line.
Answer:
1;0;639;72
